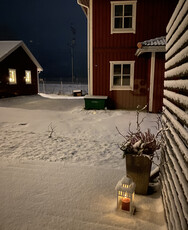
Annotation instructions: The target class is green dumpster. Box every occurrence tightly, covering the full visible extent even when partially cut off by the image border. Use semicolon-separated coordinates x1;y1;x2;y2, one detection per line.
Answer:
84;95;108;110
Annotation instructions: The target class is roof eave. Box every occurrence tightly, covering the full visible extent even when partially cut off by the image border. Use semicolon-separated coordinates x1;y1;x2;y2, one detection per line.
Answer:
21;42;43;71
0;41;43;71
135;46;166;56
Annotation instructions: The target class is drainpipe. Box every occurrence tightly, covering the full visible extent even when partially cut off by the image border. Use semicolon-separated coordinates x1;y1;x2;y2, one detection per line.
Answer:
37;68;42;94
77;0;92;95
77;0;89;17
37;69;40;94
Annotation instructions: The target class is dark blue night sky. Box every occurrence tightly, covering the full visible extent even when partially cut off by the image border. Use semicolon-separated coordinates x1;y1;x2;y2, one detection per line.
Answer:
0;0;87;82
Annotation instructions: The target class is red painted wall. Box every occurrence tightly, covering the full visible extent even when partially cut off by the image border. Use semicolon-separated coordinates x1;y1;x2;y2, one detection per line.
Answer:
92;0;177;110
153;53;165;113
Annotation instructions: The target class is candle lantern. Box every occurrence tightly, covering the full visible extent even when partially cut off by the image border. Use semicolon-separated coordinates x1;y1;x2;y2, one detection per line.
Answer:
115;176;136;214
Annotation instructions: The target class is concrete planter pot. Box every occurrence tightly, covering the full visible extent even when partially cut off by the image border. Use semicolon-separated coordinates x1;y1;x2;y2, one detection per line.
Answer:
126;154;152;195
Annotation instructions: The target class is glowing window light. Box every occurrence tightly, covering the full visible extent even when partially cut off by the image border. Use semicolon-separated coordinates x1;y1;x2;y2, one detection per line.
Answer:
9;69;17;84
25;70;32;84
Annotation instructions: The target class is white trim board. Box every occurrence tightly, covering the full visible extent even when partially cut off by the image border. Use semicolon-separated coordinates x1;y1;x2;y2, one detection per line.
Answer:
149;52;156;112
89;0;93;95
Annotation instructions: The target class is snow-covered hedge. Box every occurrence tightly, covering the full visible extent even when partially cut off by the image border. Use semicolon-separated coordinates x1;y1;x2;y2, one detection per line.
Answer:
161;1;188;230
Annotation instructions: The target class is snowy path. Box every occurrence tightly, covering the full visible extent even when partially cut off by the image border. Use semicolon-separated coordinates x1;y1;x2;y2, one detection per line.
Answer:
0;159;166;230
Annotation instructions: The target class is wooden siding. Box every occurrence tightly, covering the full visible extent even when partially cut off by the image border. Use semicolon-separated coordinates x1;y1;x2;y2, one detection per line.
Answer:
93;49;150;109
92;0;178;109
0;47;38;97
161;0;188;229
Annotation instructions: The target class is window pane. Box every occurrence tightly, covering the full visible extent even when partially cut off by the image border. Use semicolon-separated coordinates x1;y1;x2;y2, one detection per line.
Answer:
115;18;122;28
113;76;121;86
9;69;16;84
123;64;130;74
124;5;132;16
124;17;132;28
122;76;130;86
25;70;31;84
110;62;134;90
115;5;123;16
114;64;121;75
112;3;136;33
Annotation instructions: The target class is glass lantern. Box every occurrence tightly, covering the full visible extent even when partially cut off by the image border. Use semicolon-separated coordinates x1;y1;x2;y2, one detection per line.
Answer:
115;176;136;214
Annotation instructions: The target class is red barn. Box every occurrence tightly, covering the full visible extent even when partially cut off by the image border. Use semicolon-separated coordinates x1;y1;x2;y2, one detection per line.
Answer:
77;0;177;112
0;41;43;97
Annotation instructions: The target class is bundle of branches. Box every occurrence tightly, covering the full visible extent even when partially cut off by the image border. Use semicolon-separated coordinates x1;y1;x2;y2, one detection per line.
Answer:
120;129;161;159
117;105;163;160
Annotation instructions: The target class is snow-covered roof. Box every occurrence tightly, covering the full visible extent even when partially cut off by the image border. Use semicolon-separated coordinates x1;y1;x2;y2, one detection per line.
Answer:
141;36;166;46
115;176;136;193
0;41;43;72
135;36;166;56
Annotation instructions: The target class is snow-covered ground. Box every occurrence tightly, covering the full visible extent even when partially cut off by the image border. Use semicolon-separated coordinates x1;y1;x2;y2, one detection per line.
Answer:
0;94;166;230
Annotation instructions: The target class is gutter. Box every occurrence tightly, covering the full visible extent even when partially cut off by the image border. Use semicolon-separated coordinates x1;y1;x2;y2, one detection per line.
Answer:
77;0;89;17
77;0;93;95
135;46;166;56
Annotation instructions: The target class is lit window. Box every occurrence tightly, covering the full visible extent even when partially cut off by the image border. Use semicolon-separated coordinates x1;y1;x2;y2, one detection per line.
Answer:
25;70;32;84
111;1;137;34
9;69;17;84
110;61;135;90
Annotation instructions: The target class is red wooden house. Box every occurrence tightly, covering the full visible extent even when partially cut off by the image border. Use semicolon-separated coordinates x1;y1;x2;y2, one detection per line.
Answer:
77;0;177;112
0;41;43;97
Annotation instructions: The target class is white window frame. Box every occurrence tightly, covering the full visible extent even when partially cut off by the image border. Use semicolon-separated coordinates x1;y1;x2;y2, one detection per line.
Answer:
9;69;17;84
110;61;135;91
111;1;137;34
25;70;32;84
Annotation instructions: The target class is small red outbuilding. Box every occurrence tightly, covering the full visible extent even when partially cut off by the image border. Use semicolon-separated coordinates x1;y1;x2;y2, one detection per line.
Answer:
0;41;43;97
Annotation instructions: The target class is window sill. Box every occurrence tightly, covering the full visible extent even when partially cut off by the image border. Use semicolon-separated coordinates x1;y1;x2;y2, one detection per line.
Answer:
110;86;133;91
111;29;136;34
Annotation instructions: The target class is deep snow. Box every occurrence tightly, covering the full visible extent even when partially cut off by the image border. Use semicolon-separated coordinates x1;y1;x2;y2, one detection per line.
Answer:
0;94;166;230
